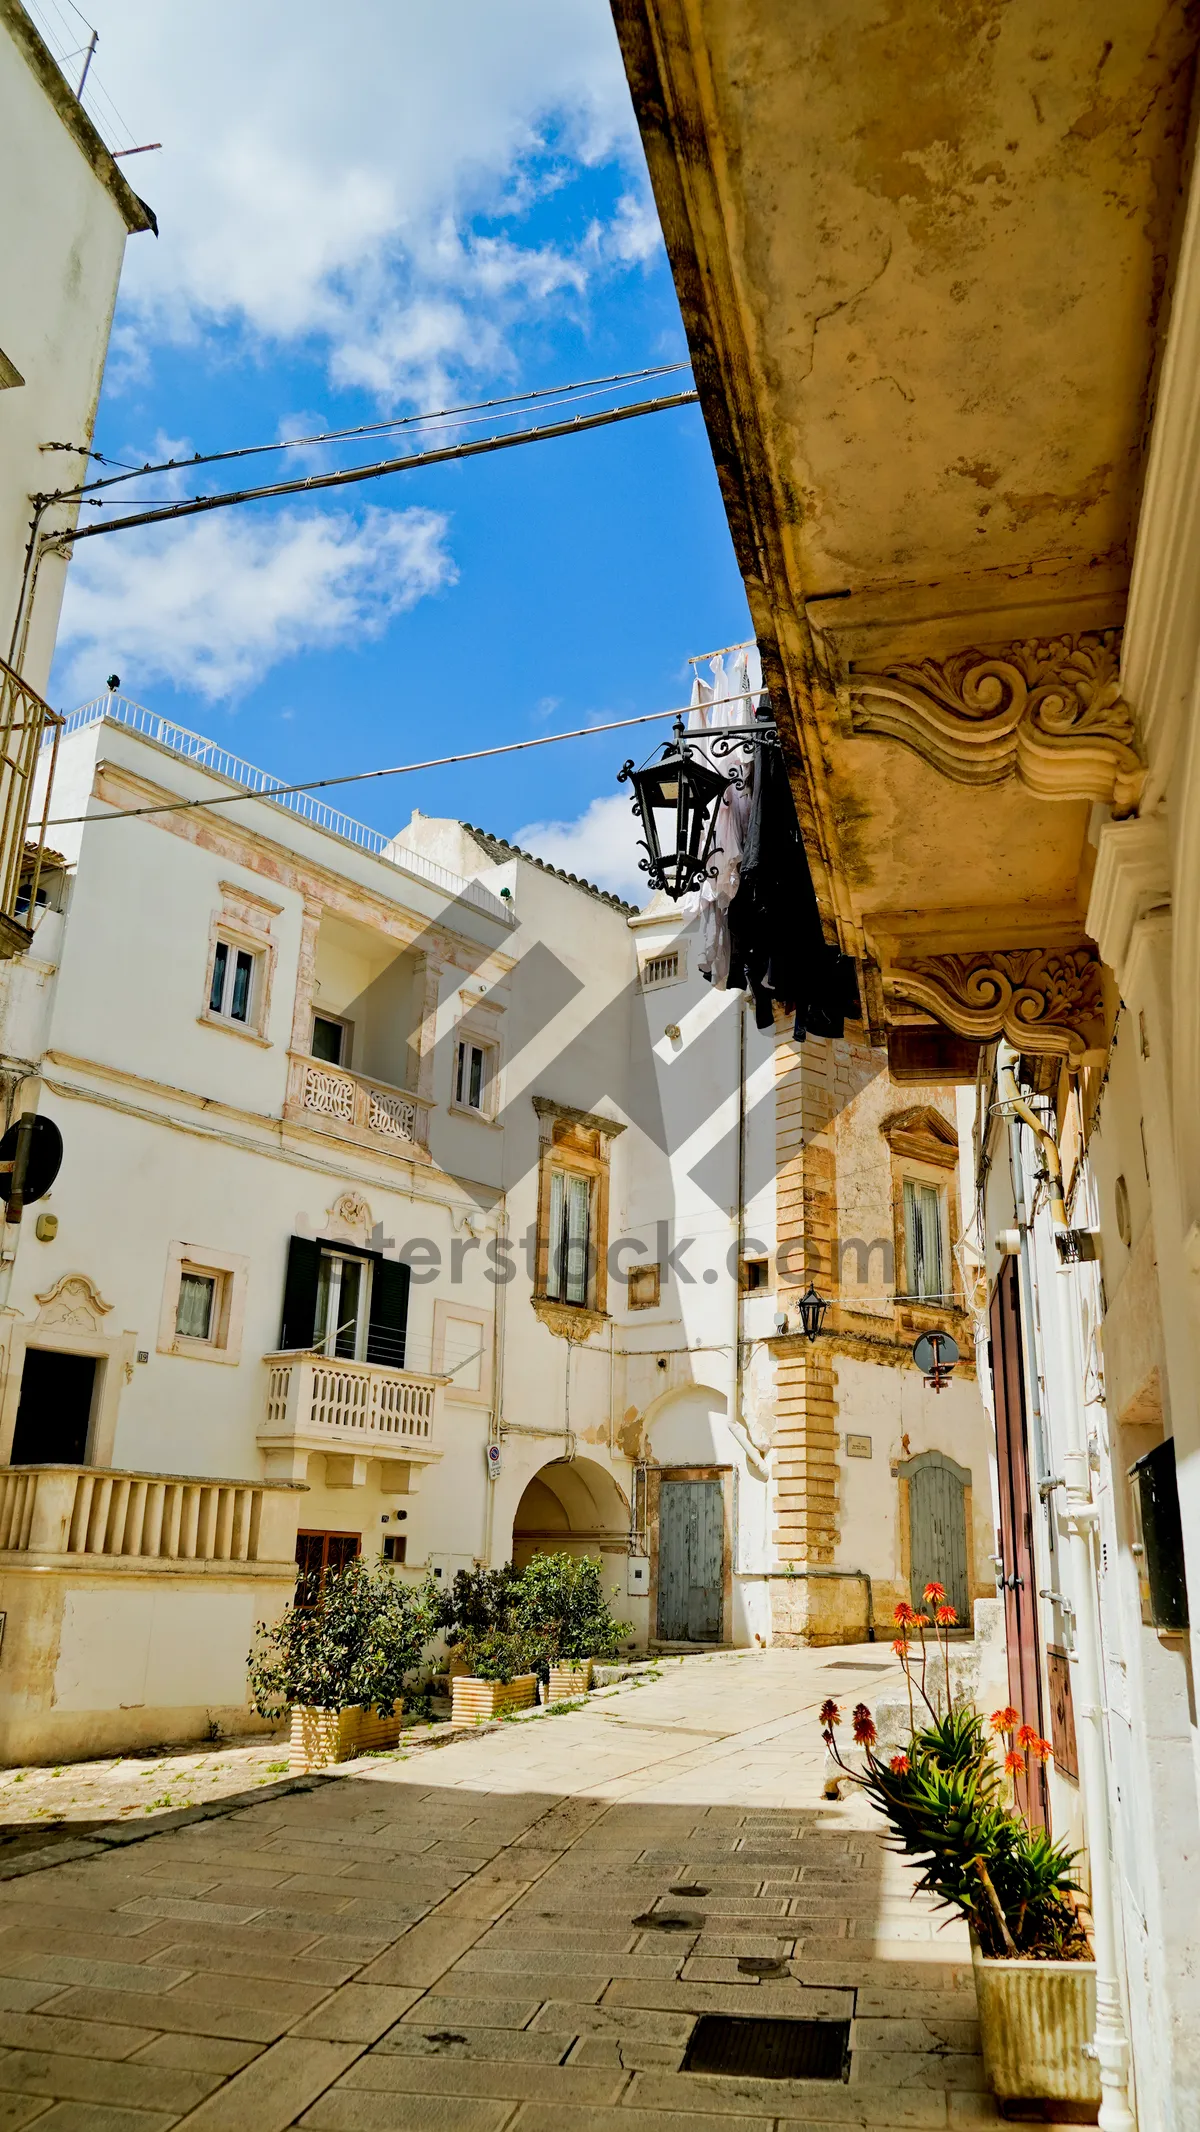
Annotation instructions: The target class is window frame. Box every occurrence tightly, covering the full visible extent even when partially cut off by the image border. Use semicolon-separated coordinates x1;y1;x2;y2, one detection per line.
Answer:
314;1249;375;1364
450;1020;501;1122
311;1010;353;1068
158;1242;250;1366
531;1099;625;1322
900;1177;950;1303
199;882;281;1047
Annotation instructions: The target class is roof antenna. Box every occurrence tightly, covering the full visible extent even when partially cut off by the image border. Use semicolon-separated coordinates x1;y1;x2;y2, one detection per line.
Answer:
76;29;97;98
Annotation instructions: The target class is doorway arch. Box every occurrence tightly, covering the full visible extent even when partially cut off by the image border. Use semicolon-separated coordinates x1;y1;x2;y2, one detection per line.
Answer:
511;1456;630;1571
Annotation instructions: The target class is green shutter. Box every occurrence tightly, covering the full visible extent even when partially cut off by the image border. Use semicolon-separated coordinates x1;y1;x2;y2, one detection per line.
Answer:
367;1257;410;1367
279;1236;322;1350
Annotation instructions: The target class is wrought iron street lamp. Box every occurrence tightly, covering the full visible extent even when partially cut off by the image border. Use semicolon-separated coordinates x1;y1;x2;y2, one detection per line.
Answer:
797;1283;829;1342
618;695;779;900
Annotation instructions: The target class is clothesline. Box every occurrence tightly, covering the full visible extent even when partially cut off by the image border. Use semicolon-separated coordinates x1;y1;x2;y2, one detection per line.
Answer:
687;638;755;665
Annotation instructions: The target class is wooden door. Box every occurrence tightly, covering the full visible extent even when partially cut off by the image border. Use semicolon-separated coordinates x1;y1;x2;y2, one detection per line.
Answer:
990;1256;1049;1830
657;1478;723;1642
909;1457;970;1622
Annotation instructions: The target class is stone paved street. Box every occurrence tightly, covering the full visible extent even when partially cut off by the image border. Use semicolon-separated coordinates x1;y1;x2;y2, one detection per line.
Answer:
0;1647;1009;2131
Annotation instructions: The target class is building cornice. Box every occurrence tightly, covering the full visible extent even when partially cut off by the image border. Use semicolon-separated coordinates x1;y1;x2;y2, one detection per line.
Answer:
1;0;156;234
1085;814;1172;983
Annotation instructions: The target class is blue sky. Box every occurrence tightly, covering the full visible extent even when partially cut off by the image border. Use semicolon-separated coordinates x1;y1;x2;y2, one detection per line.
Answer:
41;0;750;898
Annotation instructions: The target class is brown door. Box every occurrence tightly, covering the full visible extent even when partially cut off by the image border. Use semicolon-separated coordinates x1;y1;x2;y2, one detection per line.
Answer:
989;1256;1049;1830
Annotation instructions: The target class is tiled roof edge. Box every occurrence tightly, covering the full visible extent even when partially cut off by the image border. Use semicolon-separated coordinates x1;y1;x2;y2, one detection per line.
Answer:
459;823;640;916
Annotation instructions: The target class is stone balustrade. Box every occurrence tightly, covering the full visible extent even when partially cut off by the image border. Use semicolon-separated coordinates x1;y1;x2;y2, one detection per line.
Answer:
260;1353;444;1485
283;1050;431;1158
0;1464;298;1564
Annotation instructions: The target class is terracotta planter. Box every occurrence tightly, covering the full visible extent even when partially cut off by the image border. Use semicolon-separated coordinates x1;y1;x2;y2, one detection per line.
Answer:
547;1659;593;1700
451;1674;537;1723
971;1939;1101;2112
288;1700;404;1773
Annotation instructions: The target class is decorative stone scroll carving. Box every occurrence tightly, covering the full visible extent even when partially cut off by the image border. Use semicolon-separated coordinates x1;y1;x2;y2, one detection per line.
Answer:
34;1273;113;1330
847;632;1144;809
888;948;1107;1060
531;1297;608;1344
325;1191;373;1243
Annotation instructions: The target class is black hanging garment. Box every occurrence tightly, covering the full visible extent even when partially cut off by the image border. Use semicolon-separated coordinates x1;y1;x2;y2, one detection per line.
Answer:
726;744;859;1041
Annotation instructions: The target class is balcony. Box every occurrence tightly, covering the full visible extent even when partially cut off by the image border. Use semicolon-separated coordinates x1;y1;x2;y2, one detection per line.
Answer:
260;1353;446;1486
0;1463;299;1567
283;1051;431;1160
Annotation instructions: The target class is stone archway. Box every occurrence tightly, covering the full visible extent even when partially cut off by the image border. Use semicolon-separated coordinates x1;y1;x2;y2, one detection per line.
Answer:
511;1456;630;1572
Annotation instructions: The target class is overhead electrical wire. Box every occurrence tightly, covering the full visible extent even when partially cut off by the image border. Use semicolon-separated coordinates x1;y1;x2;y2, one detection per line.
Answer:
47;387;700;546
41;362;692;492
45;692;757;829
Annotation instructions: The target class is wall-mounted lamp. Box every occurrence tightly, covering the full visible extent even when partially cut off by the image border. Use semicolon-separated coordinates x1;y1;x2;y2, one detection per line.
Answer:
797;1284;830;1342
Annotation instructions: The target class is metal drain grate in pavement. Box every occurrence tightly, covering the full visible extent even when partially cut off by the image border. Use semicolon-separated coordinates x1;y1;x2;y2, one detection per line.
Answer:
683;2015;851;2081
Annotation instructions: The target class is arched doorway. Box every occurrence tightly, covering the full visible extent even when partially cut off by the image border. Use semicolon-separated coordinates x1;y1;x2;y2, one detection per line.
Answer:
511;1456;630;1571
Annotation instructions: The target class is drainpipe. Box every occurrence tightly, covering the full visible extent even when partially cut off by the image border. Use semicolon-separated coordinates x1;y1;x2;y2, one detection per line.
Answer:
730;995;770;1486
995;1045;1133;2132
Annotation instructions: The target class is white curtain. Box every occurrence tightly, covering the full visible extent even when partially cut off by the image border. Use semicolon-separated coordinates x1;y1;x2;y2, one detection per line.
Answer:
903;1181;945;1299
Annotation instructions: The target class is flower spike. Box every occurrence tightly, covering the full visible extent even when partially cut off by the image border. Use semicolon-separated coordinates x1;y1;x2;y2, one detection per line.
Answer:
923;1582;946;1604
852;1703;877;1747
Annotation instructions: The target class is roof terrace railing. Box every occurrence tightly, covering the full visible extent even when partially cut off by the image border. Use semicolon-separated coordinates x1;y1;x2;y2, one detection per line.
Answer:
55;693;514;925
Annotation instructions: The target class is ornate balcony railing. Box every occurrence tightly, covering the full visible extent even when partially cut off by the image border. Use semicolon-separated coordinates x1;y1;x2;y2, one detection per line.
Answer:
284;1051;431;1157
260;1353;445;1484
0;1464;298;1565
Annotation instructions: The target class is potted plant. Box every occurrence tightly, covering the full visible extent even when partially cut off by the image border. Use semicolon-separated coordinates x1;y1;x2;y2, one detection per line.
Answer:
435;1567;538;1722
821;1589;1100;2115
249;1555;436;1770
514;1551;630;1701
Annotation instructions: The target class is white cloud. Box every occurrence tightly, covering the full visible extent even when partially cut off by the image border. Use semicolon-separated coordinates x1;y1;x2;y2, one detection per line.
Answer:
79;0;660;405
514;791;647;903
54;504;455;704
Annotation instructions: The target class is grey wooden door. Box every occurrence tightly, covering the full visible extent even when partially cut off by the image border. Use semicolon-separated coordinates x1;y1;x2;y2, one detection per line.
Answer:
657;1478;723;1641
909;1456;970;1623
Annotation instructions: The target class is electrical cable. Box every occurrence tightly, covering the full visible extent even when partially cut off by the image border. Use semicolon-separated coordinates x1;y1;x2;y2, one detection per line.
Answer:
46;389;700;546
45;691;757;829
40;362;691;495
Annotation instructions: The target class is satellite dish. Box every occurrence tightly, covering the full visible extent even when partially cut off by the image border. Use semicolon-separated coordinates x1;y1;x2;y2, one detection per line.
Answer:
0;1116;63;1207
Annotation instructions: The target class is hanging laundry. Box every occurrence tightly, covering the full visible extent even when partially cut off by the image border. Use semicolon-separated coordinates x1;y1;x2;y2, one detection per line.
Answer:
726;737;859;1041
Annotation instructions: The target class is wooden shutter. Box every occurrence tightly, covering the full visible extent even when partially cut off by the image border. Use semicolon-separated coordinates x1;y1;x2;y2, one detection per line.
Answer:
367;1257;410;1368
279;1236;322;1351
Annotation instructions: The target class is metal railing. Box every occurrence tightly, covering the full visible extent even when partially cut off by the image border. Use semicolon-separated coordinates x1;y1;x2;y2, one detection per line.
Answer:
56;692;515;925
0;658;63;957
0;1464;295;1563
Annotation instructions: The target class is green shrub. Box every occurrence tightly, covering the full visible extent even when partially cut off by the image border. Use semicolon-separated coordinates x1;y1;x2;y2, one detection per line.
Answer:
248;1557;437;1719
514;1552;631;1670
435;1565;519;1650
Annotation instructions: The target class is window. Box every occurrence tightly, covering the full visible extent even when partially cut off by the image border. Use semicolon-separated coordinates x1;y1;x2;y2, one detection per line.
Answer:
455;1039;487;1112
295;1529;360;1605
546;1168;592;1305
176;1272;217;1341
158;1243;249;1365
315;1251;372;1362
382;1534;407;1564
641;949;683;990
742;1256;770;1292
279;1235;410;1369
209;938;258;1024
311;1013;350;1066
903;1180;946;1300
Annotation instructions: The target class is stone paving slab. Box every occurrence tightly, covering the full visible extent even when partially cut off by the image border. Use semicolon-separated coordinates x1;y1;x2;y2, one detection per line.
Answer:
0;1648;1015;2130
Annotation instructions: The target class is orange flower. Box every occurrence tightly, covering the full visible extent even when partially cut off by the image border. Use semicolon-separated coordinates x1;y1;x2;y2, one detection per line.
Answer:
1016;1723;1039;1749
990;1706;1020;1734
889;1754;910;1775
894;1602;916;1626
819;1699;840;1728
911;1613;930;1629
1004;1749;1025;1775
852;1703;877;1746
1029;1736;1054;1763
891;1638;908;1657
923;1582;946;1604
935;1605;958;1626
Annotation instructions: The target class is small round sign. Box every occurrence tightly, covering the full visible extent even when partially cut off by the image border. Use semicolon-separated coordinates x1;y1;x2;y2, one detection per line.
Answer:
485;1442;502;1480
912;1330;960;1375
0;1116;63;1207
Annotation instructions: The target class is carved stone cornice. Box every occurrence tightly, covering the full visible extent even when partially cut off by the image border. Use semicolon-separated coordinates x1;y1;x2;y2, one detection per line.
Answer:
879;1105;959;1168
886;947;1107;1060
847;632;1144;809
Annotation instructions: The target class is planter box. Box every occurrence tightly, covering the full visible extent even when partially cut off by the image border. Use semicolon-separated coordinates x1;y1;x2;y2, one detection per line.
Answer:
972;1939;1101;2113
451;1674;537;1723
547;1659;593;1700
288;1700;404;1773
